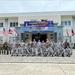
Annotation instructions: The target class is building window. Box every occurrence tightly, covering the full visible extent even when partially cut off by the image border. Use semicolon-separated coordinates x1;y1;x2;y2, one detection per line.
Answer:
50;34;53;36
10;22;12;27
41;19;47;22
10;22;18;27
61;21;71;26
0;22;3;27
64;21;67;25
13;22;15;27
16;22;18;27
68;21;71;26
61;21;65;26
0;36;3;40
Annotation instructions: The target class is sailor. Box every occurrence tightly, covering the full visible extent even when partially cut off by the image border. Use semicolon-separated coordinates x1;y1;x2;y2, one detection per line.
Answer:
58;46;65;57
25;40;28;48
37;46;42;56
17;44;22;56
37;40;41;47
42;45;47;56
47;45;54;57
69;40;74;49
32;39;37;47
32;46;37;56
41;40;45;48
22;44;27;56
54;46;59;56
11;46;17;56
65;46;72;57
20;40;25;47
27;45;32;56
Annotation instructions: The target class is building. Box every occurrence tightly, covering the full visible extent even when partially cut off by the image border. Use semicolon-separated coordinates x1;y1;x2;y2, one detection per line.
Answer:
0;11;75;43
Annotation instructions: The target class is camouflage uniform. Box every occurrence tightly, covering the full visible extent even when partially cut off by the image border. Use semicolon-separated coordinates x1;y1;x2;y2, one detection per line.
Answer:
65;47;72;57
27;46;32;56
47;46;54;56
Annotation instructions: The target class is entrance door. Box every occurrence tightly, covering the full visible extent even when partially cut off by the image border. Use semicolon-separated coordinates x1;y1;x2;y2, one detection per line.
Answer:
32;33;47;42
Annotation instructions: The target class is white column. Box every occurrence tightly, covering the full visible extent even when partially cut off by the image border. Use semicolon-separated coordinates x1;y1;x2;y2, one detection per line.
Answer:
4;18;9;42
72;17;75;43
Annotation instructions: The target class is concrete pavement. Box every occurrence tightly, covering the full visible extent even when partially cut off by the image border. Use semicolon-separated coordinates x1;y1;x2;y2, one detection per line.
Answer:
0;63;75;75
0;49;75;75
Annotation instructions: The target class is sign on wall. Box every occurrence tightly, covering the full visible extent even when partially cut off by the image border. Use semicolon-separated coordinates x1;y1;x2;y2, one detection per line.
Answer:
24;21;54;32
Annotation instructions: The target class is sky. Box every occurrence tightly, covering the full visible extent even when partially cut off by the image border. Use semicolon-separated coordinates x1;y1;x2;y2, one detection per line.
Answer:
0;0;75;13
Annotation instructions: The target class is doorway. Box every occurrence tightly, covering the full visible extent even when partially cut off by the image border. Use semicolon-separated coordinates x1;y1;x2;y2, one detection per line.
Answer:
32;33;47;42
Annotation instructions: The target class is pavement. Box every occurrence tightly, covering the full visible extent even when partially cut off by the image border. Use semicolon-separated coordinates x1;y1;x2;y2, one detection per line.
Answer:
0;49;75;75
0;63;75;75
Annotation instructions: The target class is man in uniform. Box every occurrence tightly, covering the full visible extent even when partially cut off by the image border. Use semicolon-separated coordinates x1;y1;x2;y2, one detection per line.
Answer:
47;45;54;57
41;40;45;48
37;40;41;47
11;45;17;56
42;45;47;56
32;39;37;47
37;46;42;56
64;39;70;49
54;45;59;56
22;44;27;56
65;46;72;57
27;45;32;56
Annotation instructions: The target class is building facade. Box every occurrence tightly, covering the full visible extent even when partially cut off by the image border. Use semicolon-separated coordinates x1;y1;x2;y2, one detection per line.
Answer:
0;11;75;43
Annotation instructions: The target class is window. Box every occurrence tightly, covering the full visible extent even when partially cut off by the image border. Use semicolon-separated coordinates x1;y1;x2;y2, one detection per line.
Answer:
10;22;18;27
61;21;65;26
16;22;18;27
61;21;71;26
41;19;47;22
65;21;67;25
68;21;71;26
0;22;3;27
0;37;3;40
10;22;12;27
50;34;53;36
13;22;15;27
50;37;53;39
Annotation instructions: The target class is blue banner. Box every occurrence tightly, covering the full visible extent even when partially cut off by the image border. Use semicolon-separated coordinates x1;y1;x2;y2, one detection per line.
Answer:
24;21;54;32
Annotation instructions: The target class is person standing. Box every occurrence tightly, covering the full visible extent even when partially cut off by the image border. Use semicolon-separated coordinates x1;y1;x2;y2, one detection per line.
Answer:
64;39;70;49
69;40;74;49
32;39;37;47
37;40;41;47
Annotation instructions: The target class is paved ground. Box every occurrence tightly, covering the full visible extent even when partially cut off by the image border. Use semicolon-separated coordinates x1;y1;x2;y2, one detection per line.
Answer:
0;49;75;75
0;63;75;75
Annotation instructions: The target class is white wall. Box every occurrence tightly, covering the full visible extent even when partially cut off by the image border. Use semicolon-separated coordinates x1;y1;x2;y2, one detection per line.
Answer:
8;17;18;28
0;17;18;41
61;16;72;36
61;16;73;42
18;15;61;25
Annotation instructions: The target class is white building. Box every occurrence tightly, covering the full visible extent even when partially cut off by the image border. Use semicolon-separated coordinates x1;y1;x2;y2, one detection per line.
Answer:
0;11;75;43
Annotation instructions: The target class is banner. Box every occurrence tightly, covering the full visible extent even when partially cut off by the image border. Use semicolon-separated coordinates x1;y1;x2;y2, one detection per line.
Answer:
24;21;54;32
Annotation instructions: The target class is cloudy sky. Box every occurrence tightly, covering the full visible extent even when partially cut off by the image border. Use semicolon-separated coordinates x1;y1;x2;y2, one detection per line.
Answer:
0;0;75;13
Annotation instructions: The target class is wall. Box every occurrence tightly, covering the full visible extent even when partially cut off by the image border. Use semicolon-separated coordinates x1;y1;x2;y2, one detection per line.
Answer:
61;16;72;36
18;15;61;25
16;25;24;41
54;24;63;42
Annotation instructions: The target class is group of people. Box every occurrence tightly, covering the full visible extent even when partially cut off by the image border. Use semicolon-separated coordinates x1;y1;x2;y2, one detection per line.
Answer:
11;39;73;57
